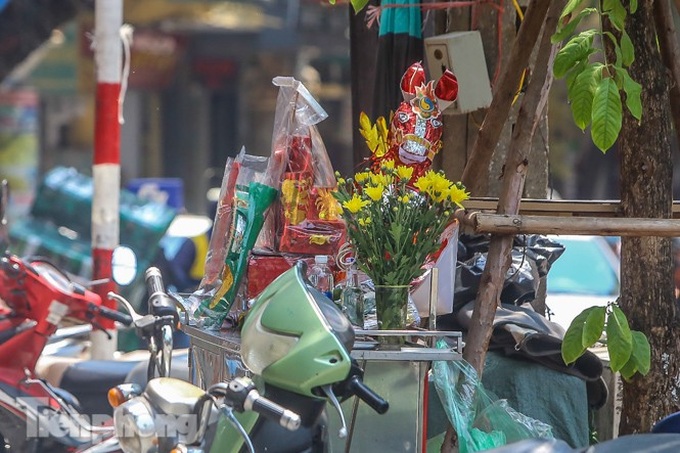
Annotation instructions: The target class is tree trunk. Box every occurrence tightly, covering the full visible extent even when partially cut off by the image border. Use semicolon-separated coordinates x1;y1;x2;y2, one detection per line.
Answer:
617;0;680;434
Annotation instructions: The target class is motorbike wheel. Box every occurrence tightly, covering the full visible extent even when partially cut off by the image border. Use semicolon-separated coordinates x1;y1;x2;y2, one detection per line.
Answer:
0;408;38;453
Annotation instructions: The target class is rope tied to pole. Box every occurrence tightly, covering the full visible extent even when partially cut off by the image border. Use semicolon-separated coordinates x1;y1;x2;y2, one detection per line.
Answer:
119;24;134;125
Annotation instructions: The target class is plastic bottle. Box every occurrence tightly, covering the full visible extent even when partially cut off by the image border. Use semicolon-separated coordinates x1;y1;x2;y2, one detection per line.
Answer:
309;255;334;299
341;259;364;328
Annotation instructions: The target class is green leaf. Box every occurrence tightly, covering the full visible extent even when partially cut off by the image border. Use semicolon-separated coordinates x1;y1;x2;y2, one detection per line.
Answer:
562;307;599;364
603;31;623;66
553;30;597;79
605;305;633;371
583;306;606;347
566;59;589;92
552;8;597;44
560;0;587;22
568;63;602;130
629;0;638;13
389;223;404;244
350;0;369;13
591;77;623;152
619;358;638;381
620;30;635;67
619;68;642;120
629;330;651;375
603;0;627;31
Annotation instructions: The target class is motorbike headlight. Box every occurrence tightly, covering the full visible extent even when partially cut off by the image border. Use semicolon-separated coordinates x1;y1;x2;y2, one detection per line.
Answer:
113;398;158;453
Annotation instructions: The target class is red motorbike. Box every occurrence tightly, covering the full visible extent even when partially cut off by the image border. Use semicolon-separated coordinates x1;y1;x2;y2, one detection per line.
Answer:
0;181;133;452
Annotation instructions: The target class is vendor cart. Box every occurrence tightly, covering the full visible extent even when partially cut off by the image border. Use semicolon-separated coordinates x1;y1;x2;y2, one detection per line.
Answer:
182;324;463;452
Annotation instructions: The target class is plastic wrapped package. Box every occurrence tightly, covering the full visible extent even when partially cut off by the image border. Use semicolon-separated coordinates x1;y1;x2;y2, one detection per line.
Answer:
260;77;345;256
431;339;554;453
190;151;276;328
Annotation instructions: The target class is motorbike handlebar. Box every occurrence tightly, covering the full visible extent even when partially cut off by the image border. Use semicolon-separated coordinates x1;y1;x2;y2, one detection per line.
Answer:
209;378;301;432
145;267;179;322
247;391;301;432
95;305;133;326
346;375;389;414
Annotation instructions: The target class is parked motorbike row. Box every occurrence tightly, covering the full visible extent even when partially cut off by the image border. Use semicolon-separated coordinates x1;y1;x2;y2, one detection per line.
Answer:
0;180;388;452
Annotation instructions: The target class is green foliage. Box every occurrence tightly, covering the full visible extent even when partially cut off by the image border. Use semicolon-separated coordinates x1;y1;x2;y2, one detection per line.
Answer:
329;0;369;13
552;0;642;152
561;302;651;381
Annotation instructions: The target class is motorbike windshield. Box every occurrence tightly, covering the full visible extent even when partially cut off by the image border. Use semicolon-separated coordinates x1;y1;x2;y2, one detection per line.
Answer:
308;285;354;352
31;261;73;294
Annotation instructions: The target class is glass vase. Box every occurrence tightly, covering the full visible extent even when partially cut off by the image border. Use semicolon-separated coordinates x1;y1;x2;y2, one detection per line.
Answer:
374;284;409;336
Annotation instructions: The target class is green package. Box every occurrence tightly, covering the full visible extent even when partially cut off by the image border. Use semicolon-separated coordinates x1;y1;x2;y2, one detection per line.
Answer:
195;181;277;327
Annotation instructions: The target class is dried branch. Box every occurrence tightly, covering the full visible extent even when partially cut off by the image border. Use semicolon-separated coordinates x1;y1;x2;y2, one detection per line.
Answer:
459;0;551;194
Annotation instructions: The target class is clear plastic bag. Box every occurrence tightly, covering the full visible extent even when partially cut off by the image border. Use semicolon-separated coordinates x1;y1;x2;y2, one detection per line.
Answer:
431;339;553;452
259;77;345;256
187;149;275;327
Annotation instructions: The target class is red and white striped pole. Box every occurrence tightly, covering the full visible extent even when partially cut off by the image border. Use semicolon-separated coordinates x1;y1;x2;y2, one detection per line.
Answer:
91;0;123;359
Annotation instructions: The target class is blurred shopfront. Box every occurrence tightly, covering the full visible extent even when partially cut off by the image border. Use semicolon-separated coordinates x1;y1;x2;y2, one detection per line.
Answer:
14;0;352;215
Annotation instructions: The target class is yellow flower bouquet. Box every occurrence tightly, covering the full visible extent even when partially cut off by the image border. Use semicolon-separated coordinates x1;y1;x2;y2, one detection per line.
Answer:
334;160;468;331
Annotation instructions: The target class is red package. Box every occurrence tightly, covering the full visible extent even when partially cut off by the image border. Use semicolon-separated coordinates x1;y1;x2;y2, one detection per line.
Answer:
259;77;346;257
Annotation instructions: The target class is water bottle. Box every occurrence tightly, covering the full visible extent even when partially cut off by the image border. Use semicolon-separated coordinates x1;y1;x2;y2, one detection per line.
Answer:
341;259;364;328
309;255;334;299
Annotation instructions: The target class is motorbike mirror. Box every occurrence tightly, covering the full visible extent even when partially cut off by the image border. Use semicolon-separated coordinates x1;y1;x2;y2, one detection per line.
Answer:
112;246;137;286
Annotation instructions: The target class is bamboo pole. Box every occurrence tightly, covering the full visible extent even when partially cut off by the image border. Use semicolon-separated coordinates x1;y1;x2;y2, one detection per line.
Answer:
457;211;680;236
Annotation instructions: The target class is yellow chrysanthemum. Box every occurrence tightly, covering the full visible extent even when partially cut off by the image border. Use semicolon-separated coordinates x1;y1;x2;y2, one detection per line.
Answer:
400;194;411;203
343;194;370;214
354;171;370;184
396;165;414;181
337;177;346;185
448;184;470;207
364;184;384;202
369;172;385;187
414;171;453;202
358;217;372;227
382;159;395;171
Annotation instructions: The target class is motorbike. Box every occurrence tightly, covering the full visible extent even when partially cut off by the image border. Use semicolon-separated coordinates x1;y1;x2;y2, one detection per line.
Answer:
0;180;136;452
93;260;389;453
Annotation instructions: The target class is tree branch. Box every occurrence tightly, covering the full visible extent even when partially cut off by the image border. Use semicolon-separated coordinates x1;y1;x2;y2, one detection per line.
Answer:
459;0;551;195
461;0;563;376
654;0;680;149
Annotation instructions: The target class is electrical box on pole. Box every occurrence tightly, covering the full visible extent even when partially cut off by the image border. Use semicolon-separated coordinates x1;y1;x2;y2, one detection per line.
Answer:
424;31;492;115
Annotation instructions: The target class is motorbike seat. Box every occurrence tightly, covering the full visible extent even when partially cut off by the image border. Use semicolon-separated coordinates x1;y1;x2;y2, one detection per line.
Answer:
59;359;141;416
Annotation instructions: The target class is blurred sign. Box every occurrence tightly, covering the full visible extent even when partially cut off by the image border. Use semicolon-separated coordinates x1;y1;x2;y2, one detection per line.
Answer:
128;30;185;89
192;58;237;89
0;89;39;218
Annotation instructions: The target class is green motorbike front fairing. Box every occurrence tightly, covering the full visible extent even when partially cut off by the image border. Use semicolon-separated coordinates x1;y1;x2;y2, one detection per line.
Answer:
240;261;353;398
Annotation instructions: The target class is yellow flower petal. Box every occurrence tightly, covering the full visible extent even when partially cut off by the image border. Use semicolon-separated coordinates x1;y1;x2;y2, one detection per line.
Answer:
382;159;395;170
364;185;384;202
396;165;414;181
343;194;370;214
355;171;370;184
448;184;470;207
